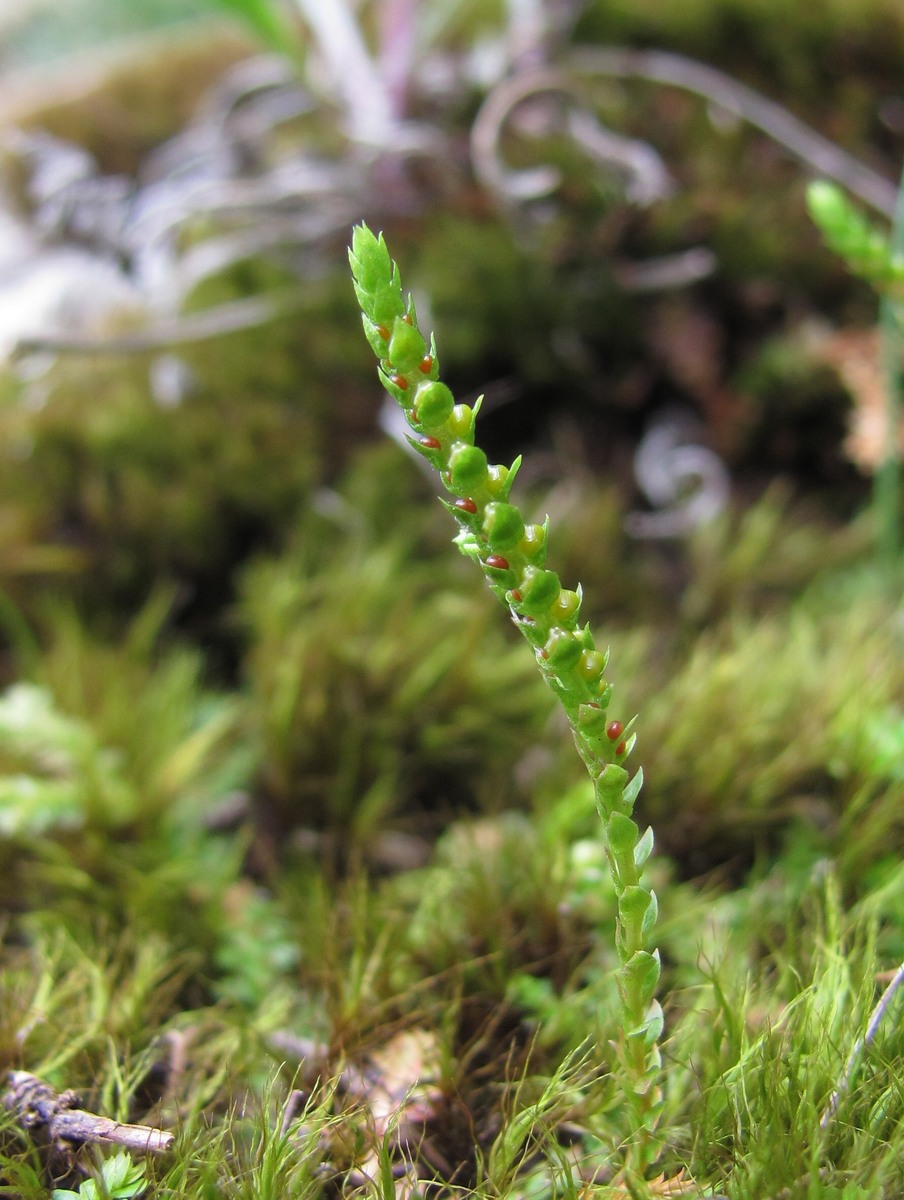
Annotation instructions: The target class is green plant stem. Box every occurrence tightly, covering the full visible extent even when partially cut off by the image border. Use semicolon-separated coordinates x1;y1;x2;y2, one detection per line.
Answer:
877;161;904;569
877;302;902;567
807;176;904;568
349;224;662;1171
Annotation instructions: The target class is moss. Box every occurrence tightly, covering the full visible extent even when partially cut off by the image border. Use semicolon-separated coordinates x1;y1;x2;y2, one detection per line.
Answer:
239;445;552;849
0;270;380;629
3;6;904;1191
4;25;255;174
617;569;904;880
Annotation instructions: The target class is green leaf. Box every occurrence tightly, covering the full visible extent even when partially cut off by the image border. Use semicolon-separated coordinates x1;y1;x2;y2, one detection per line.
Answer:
482;503;525;552
619;885;655;946
807;180;904;291
640;1000;664;1045
448;444;489;492
543;628;583;672
100;1151;147;1199
413;381;454;429
634;824;655;867
621;765;643;812
622;949;661;1007
517;566;561;616
806;180;848;229
350;224;393;292
641;888;658;939
608;811;639;857
578;702;608;737
595;763;629;815
388;318;428;374
495;455;523;501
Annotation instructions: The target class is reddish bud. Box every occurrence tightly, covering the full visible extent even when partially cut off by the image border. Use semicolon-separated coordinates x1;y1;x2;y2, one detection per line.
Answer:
454;498;478;514
376;325;390;340
616;741;627;755
606;721;624;741
420;436;441;450
510;589;522;602
391;374;409;390
418;355;434;373
485;554;510;570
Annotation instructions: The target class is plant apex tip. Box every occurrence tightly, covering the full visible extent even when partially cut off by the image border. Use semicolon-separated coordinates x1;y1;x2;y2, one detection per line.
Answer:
349;223;393;291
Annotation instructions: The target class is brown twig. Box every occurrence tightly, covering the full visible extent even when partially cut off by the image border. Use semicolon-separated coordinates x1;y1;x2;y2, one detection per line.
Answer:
2;1071;175;1155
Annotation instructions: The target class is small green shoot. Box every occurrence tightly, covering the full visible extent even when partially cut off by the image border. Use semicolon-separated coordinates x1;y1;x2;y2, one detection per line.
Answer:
807;176;904;566
52;1151;146;1200
349;223;662;1179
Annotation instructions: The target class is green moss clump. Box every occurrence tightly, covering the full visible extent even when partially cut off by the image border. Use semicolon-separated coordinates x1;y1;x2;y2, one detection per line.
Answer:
618;571;904;881
239;446;553;848
0;273;377;627
732;333;859;486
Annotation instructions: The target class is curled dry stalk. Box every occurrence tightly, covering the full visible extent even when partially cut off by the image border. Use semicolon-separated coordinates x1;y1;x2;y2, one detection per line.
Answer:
819;960;904;1130
349;225;663;1178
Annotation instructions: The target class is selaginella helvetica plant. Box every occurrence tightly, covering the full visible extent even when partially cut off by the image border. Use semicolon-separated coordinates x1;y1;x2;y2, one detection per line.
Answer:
349;223;662;1172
